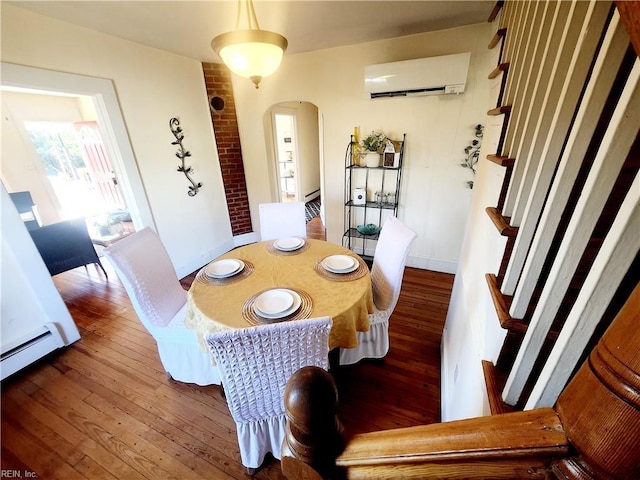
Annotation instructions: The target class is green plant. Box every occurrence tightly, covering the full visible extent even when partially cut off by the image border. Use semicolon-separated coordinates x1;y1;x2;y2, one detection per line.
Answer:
94;210;130;229
360;131;387;153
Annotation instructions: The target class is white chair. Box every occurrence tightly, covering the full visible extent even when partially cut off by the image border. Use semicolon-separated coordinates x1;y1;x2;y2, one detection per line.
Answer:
339;216;417;366
103;227;221;386
258;202;307;241
205;316;332;473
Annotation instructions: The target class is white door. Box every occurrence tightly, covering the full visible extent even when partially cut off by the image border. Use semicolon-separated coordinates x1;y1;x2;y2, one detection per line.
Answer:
272;109;299;202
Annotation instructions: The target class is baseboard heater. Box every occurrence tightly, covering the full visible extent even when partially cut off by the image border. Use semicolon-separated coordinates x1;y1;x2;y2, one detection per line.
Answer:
1;323;65;380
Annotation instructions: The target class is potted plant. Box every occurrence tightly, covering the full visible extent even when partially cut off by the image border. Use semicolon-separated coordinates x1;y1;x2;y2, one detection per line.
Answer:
360;131;387;167
95;211;129;236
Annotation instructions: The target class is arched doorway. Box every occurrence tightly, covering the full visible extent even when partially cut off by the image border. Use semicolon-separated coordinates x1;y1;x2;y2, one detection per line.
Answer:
265;101;323;224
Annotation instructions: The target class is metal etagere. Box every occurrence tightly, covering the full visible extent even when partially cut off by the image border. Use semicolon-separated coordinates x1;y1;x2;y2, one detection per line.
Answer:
343;133;406;262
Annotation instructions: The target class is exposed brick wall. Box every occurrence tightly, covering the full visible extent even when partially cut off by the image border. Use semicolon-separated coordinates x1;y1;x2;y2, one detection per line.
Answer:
202;62;253;236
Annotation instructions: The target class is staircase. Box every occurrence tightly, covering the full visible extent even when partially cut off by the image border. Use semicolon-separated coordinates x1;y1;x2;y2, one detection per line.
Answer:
281;2;640;478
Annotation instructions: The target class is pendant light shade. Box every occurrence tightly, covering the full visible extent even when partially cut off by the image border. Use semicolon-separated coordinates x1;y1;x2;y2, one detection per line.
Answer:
212;0;288;89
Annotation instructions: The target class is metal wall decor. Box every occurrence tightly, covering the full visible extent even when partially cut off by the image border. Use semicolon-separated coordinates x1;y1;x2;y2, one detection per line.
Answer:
460;123;484;189
169;117;202;196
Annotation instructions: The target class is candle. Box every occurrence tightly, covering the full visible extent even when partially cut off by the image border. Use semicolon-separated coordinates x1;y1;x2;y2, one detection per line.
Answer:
353;126;359;143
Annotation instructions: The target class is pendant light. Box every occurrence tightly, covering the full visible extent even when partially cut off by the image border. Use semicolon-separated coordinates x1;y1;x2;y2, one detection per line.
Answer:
211;0;288;89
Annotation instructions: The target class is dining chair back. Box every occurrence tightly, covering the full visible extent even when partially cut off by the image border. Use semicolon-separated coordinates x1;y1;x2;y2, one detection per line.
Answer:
258;202;307;241
340;216;417;365
104;227;221;385
205;316;332;472
9;191;40;230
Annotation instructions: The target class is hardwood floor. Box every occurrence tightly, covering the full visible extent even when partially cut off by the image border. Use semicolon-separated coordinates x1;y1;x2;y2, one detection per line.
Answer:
1;220;454;479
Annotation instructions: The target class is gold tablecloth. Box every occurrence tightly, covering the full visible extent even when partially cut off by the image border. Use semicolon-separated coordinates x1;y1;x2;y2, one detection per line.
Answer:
186;239;374;350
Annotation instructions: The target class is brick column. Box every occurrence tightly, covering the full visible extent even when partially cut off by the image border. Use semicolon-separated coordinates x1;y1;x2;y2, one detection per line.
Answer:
202;62;253;236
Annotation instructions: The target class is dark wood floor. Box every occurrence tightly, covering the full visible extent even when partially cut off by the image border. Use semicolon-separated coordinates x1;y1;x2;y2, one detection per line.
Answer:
1;217;454;479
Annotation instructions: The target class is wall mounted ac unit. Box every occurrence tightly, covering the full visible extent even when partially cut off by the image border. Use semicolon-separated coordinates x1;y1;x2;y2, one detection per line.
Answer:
364;52;471;99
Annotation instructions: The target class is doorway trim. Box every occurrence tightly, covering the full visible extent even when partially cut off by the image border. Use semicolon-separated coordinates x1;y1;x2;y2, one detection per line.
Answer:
271;107;300;202
1;62;155;230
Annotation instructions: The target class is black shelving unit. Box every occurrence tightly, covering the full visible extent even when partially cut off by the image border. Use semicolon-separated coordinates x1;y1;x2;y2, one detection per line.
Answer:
343;134;405;261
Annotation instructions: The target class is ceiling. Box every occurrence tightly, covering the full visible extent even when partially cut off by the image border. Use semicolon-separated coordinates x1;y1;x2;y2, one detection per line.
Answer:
8;1;494;63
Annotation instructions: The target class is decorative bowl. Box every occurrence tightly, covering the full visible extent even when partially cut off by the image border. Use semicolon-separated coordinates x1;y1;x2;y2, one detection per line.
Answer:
356;223;381;235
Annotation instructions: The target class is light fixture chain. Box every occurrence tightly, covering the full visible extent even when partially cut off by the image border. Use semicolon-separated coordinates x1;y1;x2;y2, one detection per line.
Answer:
235;0;261;31
234;0;242;29
247;0;261;30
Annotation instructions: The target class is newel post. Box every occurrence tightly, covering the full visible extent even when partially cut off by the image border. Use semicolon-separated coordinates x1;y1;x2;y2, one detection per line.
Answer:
281;366;344;480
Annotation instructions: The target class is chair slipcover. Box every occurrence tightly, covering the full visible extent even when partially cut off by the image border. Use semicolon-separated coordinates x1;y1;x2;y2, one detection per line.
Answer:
340;216;417;365
205;316;332;469
258;202;307;241
104;227;221;386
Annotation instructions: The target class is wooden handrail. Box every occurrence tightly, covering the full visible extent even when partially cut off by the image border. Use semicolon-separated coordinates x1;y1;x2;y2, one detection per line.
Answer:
616;1;640;58
335;409;567;479
282;367;568;479
282;285;640;480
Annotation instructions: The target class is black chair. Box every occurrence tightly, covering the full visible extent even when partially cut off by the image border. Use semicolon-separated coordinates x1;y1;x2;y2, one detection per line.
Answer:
29;218;108;277
9;191;40;230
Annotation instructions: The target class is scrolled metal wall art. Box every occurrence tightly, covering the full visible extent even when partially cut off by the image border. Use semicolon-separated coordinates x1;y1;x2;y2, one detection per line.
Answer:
460;123;484;189
169;117;202;196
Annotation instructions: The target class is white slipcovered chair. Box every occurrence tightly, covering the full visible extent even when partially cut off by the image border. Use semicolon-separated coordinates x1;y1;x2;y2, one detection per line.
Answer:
103;227;221;386
258;202;307;241
205;316;332;473
339;216;417;366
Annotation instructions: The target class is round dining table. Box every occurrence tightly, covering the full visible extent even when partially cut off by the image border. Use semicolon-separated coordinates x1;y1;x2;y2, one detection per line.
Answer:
185;238;375;351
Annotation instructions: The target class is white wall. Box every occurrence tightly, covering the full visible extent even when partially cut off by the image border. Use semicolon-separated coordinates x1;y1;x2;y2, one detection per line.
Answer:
1;4;234;278
1;183;80;350
233;22;494;273
440;113;510;421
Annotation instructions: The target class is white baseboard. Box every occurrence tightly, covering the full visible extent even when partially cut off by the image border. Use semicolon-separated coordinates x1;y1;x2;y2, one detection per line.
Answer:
406;255;457;274
1;323;65;381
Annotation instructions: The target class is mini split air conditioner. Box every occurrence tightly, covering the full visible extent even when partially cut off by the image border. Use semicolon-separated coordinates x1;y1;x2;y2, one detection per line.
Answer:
364;52;471;99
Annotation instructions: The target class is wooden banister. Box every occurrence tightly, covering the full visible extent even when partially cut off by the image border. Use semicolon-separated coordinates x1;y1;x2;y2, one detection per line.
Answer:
282;284;640;480
617;1;640;57
282;367;568;479
335;409;567;479
281;366;344;480
281;4;640;478
553;283;640;479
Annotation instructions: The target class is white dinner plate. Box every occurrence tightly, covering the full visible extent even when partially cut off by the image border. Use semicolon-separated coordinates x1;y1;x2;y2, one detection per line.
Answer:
253;289;301;319
322;255;358;274
205;259;244;278
274;237;305;251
